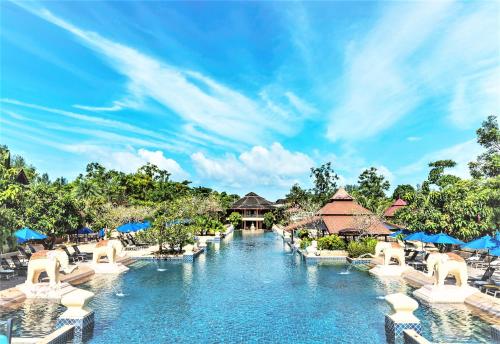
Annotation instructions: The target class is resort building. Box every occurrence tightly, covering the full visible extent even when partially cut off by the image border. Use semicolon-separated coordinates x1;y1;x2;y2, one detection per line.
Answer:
285;188;392;238
384;198;407;219
228;192;275;230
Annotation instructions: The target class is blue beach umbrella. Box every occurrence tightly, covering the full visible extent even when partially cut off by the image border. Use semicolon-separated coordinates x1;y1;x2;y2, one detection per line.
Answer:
14;227;47;243
77;227;93;235
98;228;105;238
461;235;499;250
490;246;500;257
426;233;464;245
137;221;151;230
404;231;432;242
117;223;138;233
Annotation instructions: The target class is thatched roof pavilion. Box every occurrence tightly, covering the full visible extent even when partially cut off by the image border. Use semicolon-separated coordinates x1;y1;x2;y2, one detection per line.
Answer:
229;192;275;230
285;188;391;237
383;198;407;218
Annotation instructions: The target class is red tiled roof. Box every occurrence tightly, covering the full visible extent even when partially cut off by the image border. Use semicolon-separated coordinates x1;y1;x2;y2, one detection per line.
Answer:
284;188;391;235
384;198;408;217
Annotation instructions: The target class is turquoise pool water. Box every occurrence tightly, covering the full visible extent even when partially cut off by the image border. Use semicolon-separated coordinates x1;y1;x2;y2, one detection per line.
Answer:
1;231;496;343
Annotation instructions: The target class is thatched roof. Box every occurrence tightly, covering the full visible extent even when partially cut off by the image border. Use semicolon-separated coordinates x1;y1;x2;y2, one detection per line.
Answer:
229;192;275;210
384;199;407;217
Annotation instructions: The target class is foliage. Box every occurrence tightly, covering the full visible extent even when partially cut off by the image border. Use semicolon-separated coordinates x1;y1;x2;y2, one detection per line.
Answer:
469;115;500;179
300;237;312;250
309;162;339;205
285;183;311;206
346;237;377;258
263;212;275;229
0;145;237;252
394;178;495;240
426;160;460;188
392;184;415;201
354;167;390;212
228;212;243;229
297;229;309;239
317;235;345;250
193;216;224;236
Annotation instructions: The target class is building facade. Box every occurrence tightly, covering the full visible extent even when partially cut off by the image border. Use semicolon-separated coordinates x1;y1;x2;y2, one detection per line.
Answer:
228;192;275;230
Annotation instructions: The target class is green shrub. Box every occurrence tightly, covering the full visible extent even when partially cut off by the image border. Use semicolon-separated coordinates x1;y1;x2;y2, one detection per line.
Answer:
347;237;378;257
300;237;312;249
297;229;309;239
361;237;378;255
317;235;345;250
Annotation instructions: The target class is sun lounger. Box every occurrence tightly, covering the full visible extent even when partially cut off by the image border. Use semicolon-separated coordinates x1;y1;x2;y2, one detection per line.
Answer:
17;246;31;260
484;284;500;298
72;245;90;260
5;257;27;276
0;259;16;280
60;246;80;264
469;267;496;288
126;234;148;247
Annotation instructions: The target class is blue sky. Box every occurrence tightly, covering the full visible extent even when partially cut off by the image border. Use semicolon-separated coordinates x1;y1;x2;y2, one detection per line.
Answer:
1;1;498;200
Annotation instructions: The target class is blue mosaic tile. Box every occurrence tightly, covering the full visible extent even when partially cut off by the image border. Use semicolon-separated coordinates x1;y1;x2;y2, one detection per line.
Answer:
385;315;422;344
492;325;500;344
56;311;94;344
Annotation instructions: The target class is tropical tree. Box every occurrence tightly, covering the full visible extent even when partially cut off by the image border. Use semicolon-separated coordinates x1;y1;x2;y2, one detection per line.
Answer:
469;115;500;179
354;167;390;212
228;212;242;229
392;184;415;201
263;212;275;229
310;162;339;205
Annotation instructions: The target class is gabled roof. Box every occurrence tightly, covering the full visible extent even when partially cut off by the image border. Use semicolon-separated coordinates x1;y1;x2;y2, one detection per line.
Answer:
384;198;408;217
318;188;371;216
230;192;275;210
285;188;391;235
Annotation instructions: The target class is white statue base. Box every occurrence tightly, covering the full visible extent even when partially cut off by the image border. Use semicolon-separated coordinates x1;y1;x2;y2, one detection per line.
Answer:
91;263;129;274
369;265;411;277
17;282;76;300
413;284;478;303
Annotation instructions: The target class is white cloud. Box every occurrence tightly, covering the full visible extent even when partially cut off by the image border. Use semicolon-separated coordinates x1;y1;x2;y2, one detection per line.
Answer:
396;139;482;179
327;1;499;141
190;143;314;189
63;145;188;180
16;4;309;146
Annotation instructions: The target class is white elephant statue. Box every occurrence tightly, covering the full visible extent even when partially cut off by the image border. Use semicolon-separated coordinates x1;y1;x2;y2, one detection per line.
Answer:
93;240;124;264
375;241;405;266
26;250;75;287
427;253;468;287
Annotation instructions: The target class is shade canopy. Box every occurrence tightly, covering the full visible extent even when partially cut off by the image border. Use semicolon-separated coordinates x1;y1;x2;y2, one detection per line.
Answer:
14;227;47;242
404;231;432;242
461;235;500;250
77;227;93;235
426;233;464;245
389;229;411;238
98;228;105;238
117;221;151;233
490;246;500;257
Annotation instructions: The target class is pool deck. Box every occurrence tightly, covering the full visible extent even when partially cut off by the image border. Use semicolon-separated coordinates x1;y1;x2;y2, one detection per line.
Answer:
0;255;134;310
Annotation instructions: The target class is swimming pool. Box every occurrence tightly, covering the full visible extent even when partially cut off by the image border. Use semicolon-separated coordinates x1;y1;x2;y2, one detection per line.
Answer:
1;231;496;343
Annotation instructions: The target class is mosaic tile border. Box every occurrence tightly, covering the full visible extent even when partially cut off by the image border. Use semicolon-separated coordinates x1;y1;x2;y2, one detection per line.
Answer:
56;311;94;344
385;315;422;344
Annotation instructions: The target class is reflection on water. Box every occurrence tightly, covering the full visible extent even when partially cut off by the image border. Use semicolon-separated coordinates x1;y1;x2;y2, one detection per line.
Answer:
1;232;497;343
0;299;65;337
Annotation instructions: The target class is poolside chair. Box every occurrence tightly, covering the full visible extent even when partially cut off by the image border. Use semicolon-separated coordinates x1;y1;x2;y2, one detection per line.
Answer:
0;318;13;344
10;256;27;268
72;245;90;261
468;267;496;288
0;259;16;280
17;246;31;261
4;257;27;276
466;252;488;265
27;244;38;254
126;234;148;247
484;284;500;298
119;237;137;251
60;246;80;264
